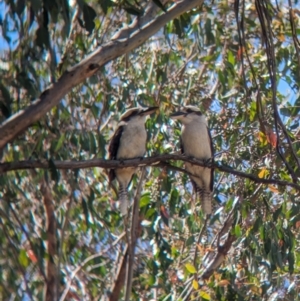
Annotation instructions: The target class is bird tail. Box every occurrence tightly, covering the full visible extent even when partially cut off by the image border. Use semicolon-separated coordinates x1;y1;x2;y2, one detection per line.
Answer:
201;191;212;215
195;187;212;215
119;184;129;216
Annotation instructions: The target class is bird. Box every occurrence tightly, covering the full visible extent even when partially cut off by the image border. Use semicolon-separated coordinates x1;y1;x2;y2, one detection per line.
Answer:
170;105;214;215
108;106;158;215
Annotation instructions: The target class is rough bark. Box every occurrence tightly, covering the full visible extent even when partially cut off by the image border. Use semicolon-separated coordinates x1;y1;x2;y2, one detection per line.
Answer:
41;181;57;301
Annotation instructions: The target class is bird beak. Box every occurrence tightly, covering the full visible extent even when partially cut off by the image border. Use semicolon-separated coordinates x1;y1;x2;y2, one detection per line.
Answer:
140;106;159;116
170;111;185;119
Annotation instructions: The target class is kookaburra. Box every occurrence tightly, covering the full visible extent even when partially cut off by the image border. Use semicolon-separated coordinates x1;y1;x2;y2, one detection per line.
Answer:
171;106;214;215
108;106;158;215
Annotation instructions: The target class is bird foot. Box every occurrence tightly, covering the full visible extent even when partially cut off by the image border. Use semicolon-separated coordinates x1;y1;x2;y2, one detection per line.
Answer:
183;154;195;160
203;158;213;167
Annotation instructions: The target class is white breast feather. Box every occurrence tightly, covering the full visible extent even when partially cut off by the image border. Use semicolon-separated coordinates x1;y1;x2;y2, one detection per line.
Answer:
181;120;211;159
117;118;147;159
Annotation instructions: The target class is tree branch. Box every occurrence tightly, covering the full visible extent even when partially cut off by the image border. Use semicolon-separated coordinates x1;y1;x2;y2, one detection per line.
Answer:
109;169;146;301
108;246;127;301
1;154;299;190
201;233;236;280
41;180;57;301
0;0;204;150
125;168;146;301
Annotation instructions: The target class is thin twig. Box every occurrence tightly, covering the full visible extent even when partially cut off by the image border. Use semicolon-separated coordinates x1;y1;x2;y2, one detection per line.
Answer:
193;216;208;268
60;232;125;301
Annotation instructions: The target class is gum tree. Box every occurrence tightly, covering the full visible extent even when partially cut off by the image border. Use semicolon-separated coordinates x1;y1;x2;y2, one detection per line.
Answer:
0;0;300;300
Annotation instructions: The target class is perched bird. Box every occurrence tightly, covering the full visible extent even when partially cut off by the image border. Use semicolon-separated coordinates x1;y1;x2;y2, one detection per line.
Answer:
108;106;158;215
170;106;214;215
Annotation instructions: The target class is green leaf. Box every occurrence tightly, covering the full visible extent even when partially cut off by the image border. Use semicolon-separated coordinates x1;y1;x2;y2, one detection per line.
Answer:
218;69;225;86
169;189;179;214
139;193;150;208
273;206;282;222
186;235;194;247
80;133;90;152
288;251;295;274
83;4;96;34
234;224;242;237
0;102;11;118
88;132;97;154
97;133;106;157
249;101;257;121
173;18;183;38
199;290;211;300
280;107;291;117
192;279;199;290
123;6;143;16
82;197;90;228
274;244;283;268
152;0;166;12
205;18;215;45
99;0;114;14
156;68;167;84
0;82;12;105
227;50;235;66
290;121;299;130
16;0;25;16
30;0;42;12
18;249;29;267
145;208;156;218
264;237;271;255
35;26;50;49
47;1;59;24
54;133;65;152
185;263;196;274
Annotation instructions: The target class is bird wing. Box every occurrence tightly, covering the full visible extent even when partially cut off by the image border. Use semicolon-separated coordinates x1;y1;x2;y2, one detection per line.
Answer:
180;136;184;154
207;126;214;192
108;125;124;183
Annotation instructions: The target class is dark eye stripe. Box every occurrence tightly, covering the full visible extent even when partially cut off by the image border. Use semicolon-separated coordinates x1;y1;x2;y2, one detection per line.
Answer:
121;110;140;121
186;108;202;115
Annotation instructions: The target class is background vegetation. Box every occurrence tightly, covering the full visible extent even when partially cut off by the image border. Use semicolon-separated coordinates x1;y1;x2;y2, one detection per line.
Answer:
0;0;300;300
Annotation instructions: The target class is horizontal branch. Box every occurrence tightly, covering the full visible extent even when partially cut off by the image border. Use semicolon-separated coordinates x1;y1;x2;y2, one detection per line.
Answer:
0;0;203;149
0;154;299;190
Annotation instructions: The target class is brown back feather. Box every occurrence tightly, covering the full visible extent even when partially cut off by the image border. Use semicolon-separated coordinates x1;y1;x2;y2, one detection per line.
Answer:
108;126;124;183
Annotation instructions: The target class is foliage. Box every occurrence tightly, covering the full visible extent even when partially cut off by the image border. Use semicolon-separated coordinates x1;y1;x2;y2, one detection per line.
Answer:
0;0;300;300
